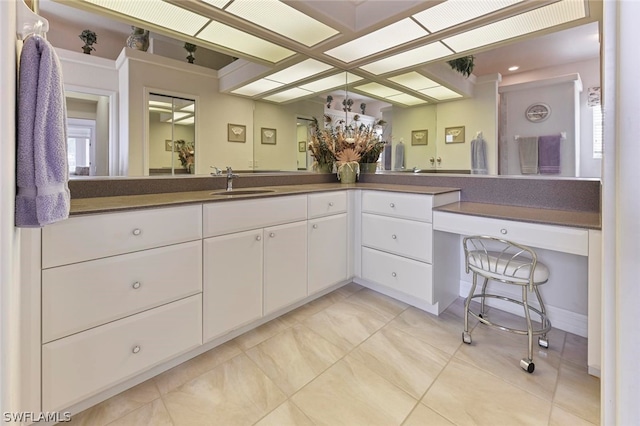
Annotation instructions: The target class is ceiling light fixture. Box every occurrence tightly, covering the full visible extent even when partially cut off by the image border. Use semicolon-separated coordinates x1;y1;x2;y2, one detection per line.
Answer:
412;0;523;33
266;59;333;85
360;42;453;75
353;82;428;106
263;87;314;103
508;65;520;71
231;79;285;97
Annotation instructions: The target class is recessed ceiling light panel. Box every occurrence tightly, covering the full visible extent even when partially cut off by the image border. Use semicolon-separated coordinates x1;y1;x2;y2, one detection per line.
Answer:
442;0;586;53
197;20;295;63
388;72;439;91
298;72;363;93
263;87;314;103
508;65;520;71
201;0;229;9
175;116;195;125
360;42;453;75
385;93;428;106
82;0;209;36
231;78;285;96
224;0;339;47
325;18;427;63
354;82;403;98
419;86;463;100
413;0;523;33
267;59;333;84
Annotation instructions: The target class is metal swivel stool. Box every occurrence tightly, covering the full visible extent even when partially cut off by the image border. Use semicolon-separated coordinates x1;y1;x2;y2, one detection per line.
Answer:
462;236;551;373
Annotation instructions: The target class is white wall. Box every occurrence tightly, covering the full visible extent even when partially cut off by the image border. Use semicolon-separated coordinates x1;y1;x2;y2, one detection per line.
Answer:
391;104;437;170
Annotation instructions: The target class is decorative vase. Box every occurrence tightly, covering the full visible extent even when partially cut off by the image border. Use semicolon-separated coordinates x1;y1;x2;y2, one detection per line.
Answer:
337;162;358;184
315;163;333;173
126;26;149;51
81;45;93;54
360;163;378;173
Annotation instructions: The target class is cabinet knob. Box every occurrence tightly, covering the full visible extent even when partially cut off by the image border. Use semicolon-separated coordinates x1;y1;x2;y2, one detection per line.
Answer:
132;345;141;354
391;272;397;277
329;202;334;207
389;203;395;208
132;228;142;236
269;232;275;238
313;224;318;229
500;228;508;235
256;235;262;241
391;234;397;240
132;281;141;290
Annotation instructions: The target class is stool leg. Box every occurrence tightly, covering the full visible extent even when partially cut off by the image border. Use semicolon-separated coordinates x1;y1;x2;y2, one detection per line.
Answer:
462;272;478;344
479;277;489;319
520;286;535;373
534;285;550;348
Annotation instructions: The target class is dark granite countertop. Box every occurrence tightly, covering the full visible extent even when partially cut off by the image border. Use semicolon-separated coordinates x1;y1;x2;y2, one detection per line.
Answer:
433;201;601;230
70;183;461;215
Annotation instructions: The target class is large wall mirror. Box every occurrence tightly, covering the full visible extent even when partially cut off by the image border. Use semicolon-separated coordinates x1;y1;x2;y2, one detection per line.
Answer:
46;1;600;180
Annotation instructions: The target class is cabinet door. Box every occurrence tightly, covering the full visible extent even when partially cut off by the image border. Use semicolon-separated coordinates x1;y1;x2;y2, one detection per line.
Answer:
203;230;263;342
264;221;307;315
308;214;348;294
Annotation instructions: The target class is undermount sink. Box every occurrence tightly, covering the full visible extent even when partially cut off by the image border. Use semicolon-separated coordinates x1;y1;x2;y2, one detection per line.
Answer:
210;189;276;196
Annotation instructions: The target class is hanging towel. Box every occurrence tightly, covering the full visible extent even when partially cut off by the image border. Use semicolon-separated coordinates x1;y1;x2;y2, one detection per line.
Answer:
470;136;488;174
394;141;405;170
518;136;539;174
16;35;70;227
538;134;562;174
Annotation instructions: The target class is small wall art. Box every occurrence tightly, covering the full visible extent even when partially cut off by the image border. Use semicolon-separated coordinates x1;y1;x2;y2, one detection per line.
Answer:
299;141;307;152
411;129;428;146
261;127;277;145
228;124;246;143
165;139;173;151
445;126;465;144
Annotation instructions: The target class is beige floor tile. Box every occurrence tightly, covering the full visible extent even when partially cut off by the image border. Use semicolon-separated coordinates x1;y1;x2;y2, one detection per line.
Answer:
349;326;449;399
292;357;417;426
246;324;345;395
70;380;159;426
402;403;455;426
233;318;290;351
549;404;598;426
387;307;463;355
254;401;314;426
554;360;600;424
278;295;337;326
154;340;242;395
422;357;551;426
302;299;388;351
345;288;409;322
562;332;588;367
162;353;286;426
334;282;365;298
106;399;173;426
454;323;560;401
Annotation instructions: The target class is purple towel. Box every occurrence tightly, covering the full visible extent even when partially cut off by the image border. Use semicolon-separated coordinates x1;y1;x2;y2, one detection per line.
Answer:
538;134;562;174
16;36;70;227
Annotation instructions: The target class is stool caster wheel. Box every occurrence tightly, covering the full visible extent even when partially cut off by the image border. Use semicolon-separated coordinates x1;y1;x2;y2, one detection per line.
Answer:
462;332;472;344
520;358;535;373
538;337;549;349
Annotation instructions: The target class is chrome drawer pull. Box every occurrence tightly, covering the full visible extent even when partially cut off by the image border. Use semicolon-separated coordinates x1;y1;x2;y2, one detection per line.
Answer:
132;345;141;354
391;272;397;277
132;281;141;290
392;234;397;239
313;224;318;229
329;202;334;207
500;228;508;235
269;232;275;238
132;228;142;236
389;203;395;208
256;235;262;241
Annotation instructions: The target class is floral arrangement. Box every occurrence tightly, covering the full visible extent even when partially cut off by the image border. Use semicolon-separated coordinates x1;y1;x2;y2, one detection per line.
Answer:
308;115;387;174
174;140;195;173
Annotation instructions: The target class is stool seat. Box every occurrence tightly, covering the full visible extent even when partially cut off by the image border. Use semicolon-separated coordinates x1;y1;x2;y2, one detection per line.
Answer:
462;236;551;374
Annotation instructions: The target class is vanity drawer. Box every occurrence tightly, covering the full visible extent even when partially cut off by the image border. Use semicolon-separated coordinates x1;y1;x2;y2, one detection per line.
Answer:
308;191;347;218
362;247;433;303
42;205;202;268
433;211;589;256
203;195;307;237
361;213;432;262
42;241;202;343
362;191;432;222
42;294;202;412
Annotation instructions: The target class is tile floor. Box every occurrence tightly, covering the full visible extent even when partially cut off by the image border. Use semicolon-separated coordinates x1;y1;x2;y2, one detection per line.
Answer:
68;283;600;426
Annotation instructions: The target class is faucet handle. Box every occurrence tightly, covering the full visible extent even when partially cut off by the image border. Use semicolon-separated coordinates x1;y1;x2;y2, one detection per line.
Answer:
210;166;222;176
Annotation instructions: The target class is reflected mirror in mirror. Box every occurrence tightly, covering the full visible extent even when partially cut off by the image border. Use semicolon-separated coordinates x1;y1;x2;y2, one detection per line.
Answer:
148;94;196;175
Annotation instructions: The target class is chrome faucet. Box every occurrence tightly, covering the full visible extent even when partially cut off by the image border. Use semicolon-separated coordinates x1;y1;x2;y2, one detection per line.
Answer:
226;166;239;191
210;166;222;176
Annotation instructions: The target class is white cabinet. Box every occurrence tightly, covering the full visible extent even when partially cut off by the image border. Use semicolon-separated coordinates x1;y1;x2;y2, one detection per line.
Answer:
202;195;308;341
358;190;460;314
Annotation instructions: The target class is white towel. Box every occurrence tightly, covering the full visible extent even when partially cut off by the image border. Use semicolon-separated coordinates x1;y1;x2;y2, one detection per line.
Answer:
518;136;539;175
470;137;488;174
394;142;405;170
16;35;70;227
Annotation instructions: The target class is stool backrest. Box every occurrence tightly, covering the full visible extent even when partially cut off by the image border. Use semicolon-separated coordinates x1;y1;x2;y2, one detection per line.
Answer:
463;236;539;290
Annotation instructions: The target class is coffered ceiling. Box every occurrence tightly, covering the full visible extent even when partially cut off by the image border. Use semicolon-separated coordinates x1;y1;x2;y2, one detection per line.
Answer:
49;0;601;106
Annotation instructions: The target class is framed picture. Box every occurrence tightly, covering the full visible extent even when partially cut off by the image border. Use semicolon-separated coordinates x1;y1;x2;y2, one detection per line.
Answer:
298;141;307;152
165;139;173;151
261;127;277;145
227;123;246;143
445;126;465;143
411;129;428;146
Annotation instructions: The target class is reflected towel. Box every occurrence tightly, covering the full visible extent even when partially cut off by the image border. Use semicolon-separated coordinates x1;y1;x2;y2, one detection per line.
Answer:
16;36;70;227
470;137;488;174
518;136;539;174
394;142;405;170
538;134;562;174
